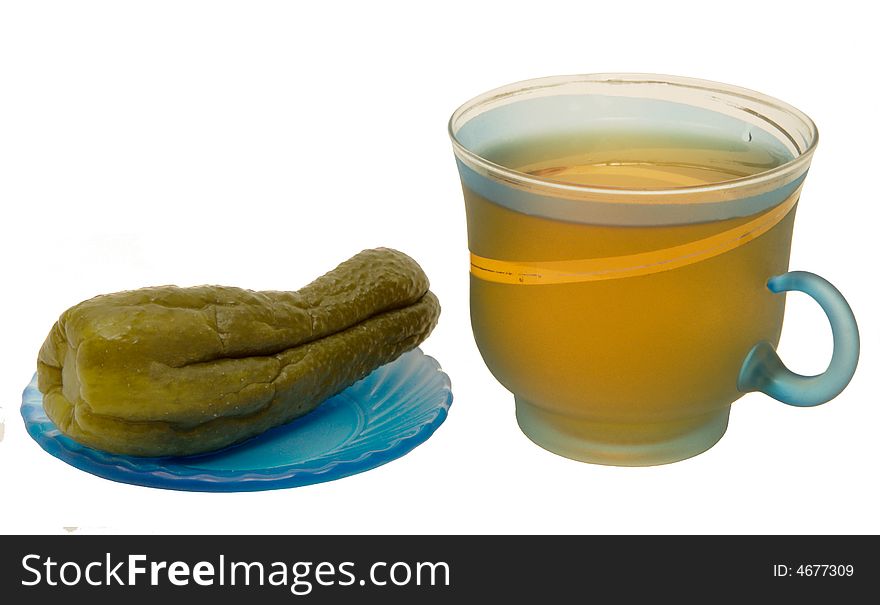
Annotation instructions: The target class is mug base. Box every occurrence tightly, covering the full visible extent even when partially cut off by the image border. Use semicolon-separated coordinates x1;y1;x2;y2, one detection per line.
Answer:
515;397;730;466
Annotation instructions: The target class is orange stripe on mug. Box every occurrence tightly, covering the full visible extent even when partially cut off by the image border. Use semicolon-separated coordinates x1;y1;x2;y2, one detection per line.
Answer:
470;193;800;285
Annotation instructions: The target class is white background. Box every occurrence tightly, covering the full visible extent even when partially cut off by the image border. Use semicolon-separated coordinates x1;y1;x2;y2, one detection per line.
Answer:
1;1;876;534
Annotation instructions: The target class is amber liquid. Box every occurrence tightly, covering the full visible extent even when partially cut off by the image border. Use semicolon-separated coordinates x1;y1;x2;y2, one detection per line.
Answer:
465;131;798;437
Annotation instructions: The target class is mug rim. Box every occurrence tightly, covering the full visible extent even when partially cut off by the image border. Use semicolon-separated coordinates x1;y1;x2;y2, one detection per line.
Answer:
448;73;819;199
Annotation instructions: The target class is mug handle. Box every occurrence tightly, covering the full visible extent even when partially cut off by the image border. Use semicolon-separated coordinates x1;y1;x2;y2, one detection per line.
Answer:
737;271;859;407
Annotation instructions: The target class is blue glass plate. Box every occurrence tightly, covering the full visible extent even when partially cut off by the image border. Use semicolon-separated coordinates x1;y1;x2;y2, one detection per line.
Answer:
21;349;452;492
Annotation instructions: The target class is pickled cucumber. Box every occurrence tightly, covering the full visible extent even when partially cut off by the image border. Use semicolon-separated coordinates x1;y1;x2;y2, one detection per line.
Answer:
37;248;440;456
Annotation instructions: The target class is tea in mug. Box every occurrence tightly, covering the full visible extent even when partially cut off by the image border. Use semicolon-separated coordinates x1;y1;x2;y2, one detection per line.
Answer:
465;129;799;438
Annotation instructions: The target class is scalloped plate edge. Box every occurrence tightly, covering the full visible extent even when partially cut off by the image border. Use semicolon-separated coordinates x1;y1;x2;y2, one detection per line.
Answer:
21;349;452;492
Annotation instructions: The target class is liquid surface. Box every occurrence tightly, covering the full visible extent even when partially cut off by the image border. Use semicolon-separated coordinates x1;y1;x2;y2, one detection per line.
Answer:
482;129;791;189
465;130;798;451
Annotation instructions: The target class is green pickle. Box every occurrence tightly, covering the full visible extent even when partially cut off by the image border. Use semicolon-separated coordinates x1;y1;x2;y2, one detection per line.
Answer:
37;248;441;456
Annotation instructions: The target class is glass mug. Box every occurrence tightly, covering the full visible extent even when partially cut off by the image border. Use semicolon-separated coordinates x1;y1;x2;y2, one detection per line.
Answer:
449;74;859;466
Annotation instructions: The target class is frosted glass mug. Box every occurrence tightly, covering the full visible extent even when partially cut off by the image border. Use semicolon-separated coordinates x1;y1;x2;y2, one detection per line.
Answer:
449;74;859;466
